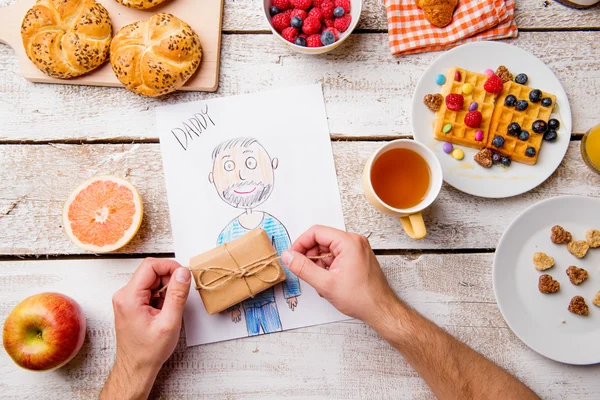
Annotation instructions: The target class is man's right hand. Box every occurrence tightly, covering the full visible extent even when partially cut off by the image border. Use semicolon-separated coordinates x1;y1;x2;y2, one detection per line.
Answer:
281;225;398;326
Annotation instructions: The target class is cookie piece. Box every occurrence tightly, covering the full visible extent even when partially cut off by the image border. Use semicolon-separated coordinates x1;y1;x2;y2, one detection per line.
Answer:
474;148;493;168
568;296;589;316
538;274;560;294
551;225;572;244
533;252;555;271
568;240;590;259
593;291;600;308
424;94;443;112
566;266;588;285
586;229;600;248
495;65;513;84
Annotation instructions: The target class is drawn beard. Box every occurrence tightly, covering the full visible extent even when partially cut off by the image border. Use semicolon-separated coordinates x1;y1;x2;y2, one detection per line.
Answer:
222;181;273;208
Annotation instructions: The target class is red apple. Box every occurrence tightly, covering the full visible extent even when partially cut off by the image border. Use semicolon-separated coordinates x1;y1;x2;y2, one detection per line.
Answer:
2;292;86;371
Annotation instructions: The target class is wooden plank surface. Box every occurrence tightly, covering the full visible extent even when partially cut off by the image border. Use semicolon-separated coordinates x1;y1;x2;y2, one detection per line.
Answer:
1;141;598;256
0;31;598;141
1;255;598;399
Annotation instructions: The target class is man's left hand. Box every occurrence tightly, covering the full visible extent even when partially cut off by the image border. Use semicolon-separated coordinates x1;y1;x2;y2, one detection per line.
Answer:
287;296;298;311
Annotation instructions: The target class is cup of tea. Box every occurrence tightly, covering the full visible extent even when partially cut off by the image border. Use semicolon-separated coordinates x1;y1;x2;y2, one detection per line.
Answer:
362;140;443;240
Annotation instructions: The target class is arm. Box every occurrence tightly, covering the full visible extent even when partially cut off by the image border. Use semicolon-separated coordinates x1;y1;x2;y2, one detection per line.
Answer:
282;225;539;400
268;217;300;298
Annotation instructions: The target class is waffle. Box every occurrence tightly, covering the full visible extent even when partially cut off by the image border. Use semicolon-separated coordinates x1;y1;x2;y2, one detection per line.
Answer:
433;67;499;149
487;81;557;165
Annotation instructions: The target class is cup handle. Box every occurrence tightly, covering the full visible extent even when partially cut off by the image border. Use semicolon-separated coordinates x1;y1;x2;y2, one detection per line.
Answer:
400;212;427;240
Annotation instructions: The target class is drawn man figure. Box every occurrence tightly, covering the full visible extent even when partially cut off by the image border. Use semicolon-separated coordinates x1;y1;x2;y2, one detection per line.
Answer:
209;137;301;336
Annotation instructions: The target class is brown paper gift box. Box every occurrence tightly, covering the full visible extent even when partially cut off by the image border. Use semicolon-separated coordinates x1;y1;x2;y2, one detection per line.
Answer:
189;228;287;315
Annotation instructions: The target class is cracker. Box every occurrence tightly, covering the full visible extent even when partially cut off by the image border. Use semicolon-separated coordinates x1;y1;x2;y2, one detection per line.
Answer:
586;229;600;248
533;252;554;271
568;296;589;316
538;274;560;294
551;225;572;244
568;240;590;259
566;266;588;285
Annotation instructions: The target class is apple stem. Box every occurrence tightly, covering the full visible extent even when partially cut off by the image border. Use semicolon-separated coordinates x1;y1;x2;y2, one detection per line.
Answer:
36;331;42;340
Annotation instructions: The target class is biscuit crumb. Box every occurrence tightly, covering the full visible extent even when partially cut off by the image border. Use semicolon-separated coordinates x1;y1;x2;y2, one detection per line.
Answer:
538;274;560;294
495;65;513;84
568;296;589;316
533;252;555;271
593;291;600;308
474;148;493;168
568;240;590;259
424;94;443;112
551;225;572;244
586;229;600;248
566;266;588;285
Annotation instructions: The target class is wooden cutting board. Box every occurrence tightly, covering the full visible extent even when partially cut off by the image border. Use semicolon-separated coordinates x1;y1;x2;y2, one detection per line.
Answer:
0;0;223;92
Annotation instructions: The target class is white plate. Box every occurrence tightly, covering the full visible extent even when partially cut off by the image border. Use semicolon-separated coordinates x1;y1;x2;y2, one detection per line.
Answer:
412;42;572;198
493;196;600;365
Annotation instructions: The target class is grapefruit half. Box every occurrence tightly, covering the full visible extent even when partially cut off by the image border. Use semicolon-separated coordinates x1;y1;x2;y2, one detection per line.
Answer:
63;176;143;253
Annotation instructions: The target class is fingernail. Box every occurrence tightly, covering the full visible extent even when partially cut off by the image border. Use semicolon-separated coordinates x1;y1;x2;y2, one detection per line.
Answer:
175;268;191;283
281;250;293;267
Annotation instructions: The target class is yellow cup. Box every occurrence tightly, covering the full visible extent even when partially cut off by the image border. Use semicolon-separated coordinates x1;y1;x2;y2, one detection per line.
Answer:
362;140;443;240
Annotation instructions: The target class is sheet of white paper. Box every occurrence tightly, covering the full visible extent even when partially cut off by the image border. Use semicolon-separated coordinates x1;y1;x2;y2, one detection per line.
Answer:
156;84;349;346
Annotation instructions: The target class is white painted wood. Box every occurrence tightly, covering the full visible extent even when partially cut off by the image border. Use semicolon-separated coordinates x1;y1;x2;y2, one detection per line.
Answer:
1;141;598;255
0;255;598;399
0;31;598;141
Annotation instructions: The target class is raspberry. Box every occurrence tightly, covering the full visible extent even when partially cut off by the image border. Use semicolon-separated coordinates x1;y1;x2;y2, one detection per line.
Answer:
272;0;290;10
309;7;324;21
306;34;322;47
283;9;293;18
299;33;308;39
464;111;482;128
302;16;321;34
484;75;504;94
333;14;351;32
324;18;335;28
313;0;324;7
445;94;464;111
291;0;312;10
323;27;339;41
321;0;335;19
290;9;307;19
334;0;350;13
271;13;291;32
281;27;299;42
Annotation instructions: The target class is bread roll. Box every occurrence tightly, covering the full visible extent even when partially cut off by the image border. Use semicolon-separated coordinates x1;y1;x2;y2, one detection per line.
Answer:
21;0;112;79
110;13;202;97
114;0;168;10
415;0;458;28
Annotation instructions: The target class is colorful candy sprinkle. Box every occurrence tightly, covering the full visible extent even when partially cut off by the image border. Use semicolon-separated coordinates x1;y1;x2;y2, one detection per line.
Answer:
435;74;446;85
442;123;452;133
462;83;474;95
452;148;465;160
475;130;484;141
484;69;495;76
454;71;461;81
469;102;478;112
442;142;453;154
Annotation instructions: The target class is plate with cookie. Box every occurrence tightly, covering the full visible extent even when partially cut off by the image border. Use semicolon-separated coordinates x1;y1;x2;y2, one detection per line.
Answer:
493;196;600;365
412;41;572;198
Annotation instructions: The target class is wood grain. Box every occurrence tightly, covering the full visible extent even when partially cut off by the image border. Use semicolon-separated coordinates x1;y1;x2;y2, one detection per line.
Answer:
1;141;598;255
0;255;598;399
0;31;598;141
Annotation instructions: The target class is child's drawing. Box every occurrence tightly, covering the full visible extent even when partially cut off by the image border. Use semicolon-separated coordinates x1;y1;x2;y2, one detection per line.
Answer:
209;137;301;336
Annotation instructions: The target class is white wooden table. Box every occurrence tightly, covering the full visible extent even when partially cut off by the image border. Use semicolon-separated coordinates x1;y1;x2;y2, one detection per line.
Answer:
1;0;600;398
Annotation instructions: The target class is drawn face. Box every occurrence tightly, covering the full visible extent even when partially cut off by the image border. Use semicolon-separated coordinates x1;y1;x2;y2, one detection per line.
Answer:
210;141;278;209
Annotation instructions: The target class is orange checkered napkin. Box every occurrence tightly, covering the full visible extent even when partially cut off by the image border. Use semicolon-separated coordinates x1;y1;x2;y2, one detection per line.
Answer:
386;0;518;56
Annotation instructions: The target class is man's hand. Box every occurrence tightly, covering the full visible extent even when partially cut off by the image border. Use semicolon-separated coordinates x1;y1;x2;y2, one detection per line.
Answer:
231;308;242;323
100;258;191;400
286;296;298;311
281;225;397;326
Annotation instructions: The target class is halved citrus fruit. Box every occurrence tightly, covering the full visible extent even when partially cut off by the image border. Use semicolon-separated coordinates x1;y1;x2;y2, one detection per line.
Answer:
63;176;143;253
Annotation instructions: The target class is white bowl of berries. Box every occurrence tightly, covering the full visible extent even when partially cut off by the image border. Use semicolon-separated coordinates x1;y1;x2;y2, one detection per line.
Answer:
264;0;362;54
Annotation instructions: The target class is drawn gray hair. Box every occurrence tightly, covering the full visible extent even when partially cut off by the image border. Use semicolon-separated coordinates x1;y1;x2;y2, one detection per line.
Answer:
211;137;258;160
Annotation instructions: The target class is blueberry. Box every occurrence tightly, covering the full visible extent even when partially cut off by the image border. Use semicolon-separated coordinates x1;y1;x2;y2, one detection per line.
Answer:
548;118;560;130
294;37;307;47
544;129;558;142
532;120;548;134
500;156;512;167
333;6;345;17
269;5;280;15
492;135;505;147
529;89;542;103
321;30;335;46
492;153;502;164
518;130;530;141
541;97;553;107
507;122;521;136
291;16;302;28
515;73;528;85
516;100;529;111
504;95;517;107
525;147;537;157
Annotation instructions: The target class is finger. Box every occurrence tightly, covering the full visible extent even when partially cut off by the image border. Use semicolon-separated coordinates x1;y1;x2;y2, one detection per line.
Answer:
281;250;329;290
129;258;183;292
159;268;192;327
290;225;348;256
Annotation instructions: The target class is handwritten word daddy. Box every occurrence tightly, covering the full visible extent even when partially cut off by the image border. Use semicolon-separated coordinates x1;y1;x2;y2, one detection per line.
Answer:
171;104;215;151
